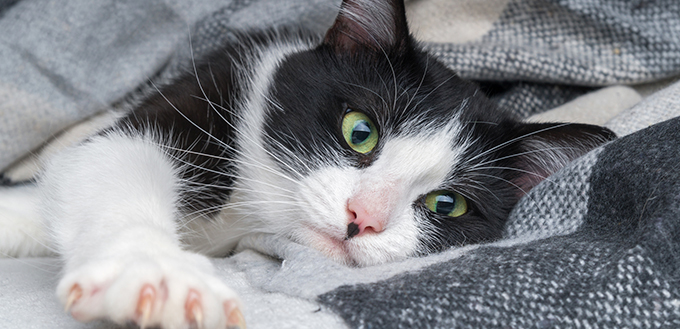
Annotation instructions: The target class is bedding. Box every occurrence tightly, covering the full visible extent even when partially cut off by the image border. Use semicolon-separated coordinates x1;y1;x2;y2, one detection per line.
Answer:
2;0;680;328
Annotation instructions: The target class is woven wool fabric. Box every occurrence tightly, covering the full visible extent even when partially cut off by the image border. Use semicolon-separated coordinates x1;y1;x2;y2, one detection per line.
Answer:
433;0;680;84
503;146;603;241
2;0;680;328
3;0;680;170
0;0;339;171
426;0;680;117
606;80;680;137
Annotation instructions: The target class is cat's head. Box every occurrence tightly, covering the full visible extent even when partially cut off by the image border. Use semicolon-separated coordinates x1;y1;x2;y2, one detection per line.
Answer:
239;0;615;266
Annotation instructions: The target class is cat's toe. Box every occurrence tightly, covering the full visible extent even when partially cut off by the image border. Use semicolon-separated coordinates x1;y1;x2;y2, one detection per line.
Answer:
58;262;118;322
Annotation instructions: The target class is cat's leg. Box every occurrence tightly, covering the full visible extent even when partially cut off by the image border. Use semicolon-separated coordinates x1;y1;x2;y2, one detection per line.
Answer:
41;132;245;329
0;184;54;257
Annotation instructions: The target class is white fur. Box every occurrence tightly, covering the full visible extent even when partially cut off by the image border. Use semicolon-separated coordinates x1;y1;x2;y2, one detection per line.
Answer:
0;36;315;327
40;132;239;328
41;132;181;267
0;185;53;257
180;36;470;268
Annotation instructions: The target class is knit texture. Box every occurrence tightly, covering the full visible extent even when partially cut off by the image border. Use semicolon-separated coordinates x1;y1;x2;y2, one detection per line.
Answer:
2;1;680;328
427;0;680;117
4;0;680;170
0;0;339;171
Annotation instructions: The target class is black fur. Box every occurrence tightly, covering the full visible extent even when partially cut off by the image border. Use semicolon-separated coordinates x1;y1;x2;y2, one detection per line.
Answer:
111;31;301;216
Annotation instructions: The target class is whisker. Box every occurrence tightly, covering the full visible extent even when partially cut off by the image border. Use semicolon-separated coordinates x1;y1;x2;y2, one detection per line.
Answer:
410;73;457;112
402;56;429;113
466;166;551;182
0;252;61;274
184;32;312;187
178;178;296;199
158;141;304;189
268;131;316;172
468;146;584;171
454;181;501;204
167;152;297;194
194;96;308;181
465;123;572;165
471;173;538;204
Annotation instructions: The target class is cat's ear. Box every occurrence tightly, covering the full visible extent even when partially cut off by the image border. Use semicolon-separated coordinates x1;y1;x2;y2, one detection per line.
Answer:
510;123;616;197
323;0;409;54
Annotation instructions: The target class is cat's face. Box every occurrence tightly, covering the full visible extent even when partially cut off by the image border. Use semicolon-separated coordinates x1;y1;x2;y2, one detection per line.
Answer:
264;47;513;265
237;0;614;266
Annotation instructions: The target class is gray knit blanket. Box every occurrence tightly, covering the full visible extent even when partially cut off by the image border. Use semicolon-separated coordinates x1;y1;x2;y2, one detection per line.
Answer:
2;0;680;328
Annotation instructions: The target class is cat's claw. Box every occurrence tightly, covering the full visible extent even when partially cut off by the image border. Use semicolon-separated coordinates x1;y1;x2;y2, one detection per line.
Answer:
185;289;203;328
225;301;247;329
64;284;83;312
136;284;155;329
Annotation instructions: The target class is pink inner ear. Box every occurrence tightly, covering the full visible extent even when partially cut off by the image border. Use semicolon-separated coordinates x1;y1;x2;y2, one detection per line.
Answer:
323;0;405;53
511;167;552;198
324;13;372;53
508;122;616;198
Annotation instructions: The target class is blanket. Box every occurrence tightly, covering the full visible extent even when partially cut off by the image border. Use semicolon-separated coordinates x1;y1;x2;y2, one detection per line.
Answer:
2;0;680;328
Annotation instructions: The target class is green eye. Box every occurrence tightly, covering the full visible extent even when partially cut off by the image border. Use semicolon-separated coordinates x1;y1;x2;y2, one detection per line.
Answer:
424;191;468;217
341;111;378;154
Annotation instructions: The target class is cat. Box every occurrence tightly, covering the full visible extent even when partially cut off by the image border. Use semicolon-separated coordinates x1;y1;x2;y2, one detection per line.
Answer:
0;0;615;328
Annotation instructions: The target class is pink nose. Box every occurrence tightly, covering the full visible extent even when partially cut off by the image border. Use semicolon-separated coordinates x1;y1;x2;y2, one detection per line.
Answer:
346;199;385;238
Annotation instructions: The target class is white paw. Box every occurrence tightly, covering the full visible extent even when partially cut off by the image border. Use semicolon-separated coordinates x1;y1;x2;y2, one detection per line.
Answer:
57;251;245;329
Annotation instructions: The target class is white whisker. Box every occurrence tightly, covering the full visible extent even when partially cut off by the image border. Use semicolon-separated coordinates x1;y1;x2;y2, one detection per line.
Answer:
465;123;572;165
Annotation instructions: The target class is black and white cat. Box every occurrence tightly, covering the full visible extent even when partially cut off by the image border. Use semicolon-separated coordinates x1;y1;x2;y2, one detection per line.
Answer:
0;0;615;328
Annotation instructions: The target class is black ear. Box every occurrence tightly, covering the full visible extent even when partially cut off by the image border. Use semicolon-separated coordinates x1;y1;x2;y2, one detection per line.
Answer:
323;0;409;54
510;123;616;197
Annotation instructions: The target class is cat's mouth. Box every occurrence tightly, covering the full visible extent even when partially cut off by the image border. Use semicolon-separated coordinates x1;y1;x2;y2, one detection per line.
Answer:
297;225;402;267
298;226;362;266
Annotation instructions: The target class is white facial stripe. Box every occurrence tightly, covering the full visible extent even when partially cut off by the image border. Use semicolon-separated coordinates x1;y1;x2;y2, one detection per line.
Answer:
235;37;315;180
295;162;423;266
215;36;316;232
371;131;461;191
353;123;465;220
298;166;360;234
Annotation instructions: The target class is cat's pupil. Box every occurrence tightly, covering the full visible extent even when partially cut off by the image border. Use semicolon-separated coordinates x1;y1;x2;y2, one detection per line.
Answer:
434;194;456;215
351;121;372;145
